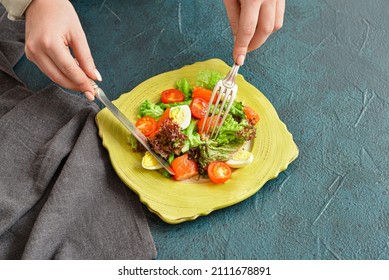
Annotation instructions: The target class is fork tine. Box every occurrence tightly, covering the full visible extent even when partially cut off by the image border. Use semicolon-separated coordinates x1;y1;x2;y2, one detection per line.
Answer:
209;87;230;138
200;63;239;139
212;89;237;138
207;86;226;136
201;83;221;134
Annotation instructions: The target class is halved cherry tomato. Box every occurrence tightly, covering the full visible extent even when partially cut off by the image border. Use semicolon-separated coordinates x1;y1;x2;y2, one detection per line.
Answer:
190;97;208;119
197;115;221;134
192;86;217;104
207;161;231;184
135;116;157;136
244;106;260;125
171;154;199;181
161;89;185;104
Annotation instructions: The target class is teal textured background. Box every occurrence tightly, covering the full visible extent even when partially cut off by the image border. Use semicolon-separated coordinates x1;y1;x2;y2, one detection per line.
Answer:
15;0;389;259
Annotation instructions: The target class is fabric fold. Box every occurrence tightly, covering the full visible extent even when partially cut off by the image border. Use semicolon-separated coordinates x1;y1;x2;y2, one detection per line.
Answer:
0;4;156;260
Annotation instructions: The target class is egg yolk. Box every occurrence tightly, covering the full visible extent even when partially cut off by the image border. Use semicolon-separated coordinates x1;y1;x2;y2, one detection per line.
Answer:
142;151;161;169
170;107;185;124
232;150;252;161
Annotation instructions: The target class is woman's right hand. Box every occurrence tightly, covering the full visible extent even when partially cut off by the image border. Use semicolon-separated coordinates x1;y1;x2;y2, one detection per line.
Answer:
224;0;285;65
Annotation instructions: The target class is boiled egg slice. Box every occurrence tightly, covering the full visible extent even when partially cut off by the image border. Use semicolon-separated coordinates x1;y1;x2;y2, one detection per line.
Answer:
226;150;254;168
142;151;163;170
169;105;191;129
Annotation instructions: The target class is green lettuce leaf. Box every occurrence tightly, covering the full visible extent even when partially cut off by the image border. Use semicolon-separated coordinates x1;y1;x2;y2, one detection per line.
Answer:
181;120;205;153
197;113;256;167
198;139;241;167
127;135;138;150
196;70;224;90
214;114;244;145
137;100;164;119
157;100;192;109
176;78;192;100
229;101;246;120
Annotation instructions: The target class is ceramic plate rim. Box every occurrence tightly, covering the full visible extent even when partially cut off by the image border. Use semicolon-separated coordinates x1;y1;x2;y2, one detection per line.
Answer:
95;58;299;224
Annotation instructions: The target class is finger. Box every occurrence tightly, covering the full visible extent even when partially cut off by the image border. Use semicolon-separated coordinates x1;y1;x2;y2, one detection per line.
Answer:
30;52;76;89
30;53;95;101
69;28;102;82
233;0;261;65
223;0;241;37
274;0;285;31
247;1;276;52
46;39;95;95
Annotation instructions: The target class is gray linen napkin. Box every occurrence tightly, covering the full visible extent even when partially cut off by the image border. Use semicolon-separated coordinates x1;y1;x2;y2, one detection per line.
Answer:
0;6;156;259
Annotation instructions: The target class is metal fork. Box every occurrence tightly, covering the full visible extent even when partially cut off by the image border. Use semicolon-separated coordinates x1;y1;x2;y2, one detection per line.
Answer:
200;63;240;138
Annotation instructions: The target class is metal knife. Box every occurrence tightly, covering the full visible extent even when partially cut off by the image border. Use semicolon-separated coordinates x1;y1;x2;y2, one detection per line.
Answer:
92;81;175;175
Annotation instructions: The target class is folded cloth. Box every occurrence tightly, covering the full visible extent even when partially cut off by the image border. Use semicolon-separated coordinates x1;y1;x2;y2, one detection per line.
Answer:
0;6;157;259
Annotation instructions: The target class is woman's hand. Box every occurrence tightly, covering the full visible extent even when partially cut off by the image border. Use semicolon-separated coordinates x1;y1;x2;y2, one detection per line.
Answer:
223;0;285;65
24;0;101;101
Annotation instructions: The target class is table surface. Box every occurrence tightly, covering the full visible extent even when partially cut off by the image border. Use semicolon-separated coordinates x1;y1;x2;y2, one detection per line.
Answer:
15;0;389;260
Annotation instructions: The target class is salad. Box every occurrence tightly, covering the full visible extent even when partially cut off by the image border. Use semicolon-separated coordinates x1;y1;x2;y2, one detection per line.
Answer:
128;70;260;184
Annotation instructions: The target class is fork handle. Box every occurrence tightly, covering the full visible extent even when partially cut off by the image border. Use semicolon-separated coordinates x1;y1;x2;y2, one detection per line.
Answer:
222;64;240;88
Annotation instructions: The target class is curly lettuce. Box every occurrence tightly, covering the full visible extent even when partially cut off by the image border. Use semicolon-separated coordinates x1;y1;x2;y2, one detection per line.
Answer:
149;119;187;159
229;101;246;121
214;114;255;145
196;112;256;167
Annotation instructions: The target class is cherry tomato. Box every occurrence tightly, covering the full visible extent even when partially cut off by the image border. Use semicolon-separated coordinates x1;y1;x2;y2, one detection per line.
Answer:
197;115;221;134
244;106;260;125
161;89;185;104
148;130;157;139
207;161;232;184
192;86;217;104
157;108;170;126
190;97;208;119
135;116;157;136
171;154;199;181
146;108;171;138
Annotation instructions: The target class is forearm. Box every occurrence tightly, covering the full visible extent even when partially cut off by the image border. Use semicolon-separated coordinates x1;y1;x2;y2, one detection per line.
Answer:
0;0;33;20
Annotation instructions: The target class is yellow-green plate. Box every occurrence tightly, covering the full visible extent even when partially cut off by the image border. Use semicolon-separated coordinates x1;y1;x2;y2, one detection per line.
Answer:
95;58;298;224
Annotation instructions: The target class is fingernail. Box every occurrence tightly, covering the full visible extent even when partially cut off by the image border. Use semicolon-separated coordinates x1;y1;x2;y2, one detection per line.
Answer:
94;69;102;82
236;55;245;66
84;91;95;102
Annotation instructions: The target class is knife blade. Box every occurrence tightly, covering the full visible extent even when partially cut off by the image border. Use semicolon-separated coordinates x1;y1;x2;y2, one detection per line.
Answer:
92;82;175;175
